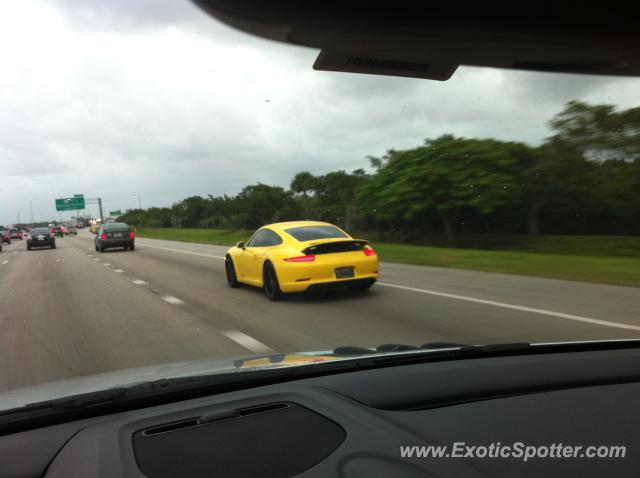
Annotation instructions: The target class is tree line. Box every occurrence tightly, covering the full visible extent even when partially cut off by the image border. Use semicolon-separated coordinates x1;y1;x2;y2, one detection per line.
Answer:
119;101;640;245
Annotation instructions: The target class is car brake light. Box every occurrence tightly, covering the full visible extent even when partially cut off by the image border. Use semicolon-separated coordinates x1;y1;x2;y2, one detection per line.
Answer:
100;233;107;239
283;255;316;262
129;231;135;238
363;247;377;256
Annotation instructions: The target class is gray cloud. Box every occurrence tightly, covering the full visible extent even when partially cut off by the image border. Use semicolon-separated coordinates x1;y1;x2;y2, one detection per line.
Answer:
0;0;639;224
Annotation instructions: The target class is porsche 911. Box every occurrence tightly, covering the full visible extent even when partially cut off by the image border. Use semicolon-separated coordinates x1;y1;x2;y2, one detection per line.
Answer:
225;221;379;300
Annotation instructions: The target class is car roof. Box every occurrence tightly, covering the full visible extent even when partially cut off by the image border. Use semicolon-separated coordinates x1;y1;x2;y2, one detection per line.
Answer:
265;221;334;232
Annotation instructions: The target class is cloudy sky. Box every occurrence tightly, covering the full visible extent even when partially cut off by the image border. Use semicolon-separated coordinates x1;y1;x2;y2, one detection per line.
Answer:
1;0;639;224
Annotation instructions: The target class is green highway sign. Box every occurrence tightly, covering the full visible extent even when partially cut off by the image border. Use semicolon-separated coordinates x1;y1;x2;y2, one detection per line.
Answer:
74;194;84;198
110;210;123;216
55;196;85;211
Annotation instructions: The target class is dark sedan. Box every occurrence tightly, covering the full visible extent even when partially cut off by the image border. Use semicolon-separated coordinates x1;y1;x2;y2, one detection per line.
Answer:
27;228;56;250
0;230;11;244
95;222;135;252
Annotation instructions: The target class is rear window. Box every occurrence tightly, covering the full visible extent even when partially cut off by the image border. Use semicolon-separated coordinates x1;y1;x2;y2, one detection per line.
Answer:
284;225;349;242
31;228;50;235
105;222;129;230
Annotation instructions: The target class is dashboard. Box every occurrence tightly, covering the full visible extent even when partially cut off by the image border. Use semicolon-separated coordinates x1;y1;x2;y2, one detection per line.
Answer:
2;347;640;477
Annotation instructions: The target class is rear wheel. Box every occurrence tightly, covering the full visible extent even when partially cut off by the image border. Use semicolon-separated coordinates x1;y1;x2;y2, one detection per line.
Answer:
99;243;105;253
51;243;56;249
26;244;31;251
225;255;240;288
129;242;135;251
95;243;99;251
263;263;283;301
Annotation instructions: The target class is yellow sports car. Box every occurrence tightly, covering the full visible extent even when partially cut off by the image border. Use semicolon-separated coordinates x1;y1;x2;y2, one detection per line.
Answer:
225;221;379;300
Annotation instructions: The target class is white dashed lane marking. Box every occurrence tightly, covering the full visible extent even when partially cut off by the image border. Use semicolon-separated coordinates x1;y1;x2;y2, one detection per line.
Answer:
1;260;7;265
221;330;274;354
162;296;185;305
114;269;124;273
132;279;148;285
103;263;111;266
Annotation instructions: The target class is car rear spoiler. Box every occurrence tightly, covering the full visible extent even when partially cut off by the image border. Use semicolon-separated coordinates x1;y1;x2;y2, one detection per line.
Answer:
302;239;370;256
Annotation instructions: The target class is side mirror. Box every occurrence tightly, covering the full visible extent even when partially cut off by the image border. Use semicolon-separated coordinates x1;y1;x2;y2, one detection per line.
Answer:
237;241;245;250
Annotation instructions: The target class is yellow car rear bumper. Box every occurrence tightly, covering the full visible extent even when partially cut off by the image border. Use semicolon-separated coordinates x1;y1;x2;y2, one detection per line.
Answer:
279;272;379;293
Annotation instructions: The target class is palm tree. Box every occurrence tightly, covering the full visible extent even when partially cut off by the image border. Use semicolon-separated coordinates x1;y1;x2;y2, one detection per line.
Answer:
290;172;317;218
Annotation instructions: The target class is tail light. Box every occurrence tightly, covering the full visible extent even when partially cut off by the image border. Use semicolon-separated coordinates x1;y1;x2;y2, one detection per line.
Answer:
50;228;55;233
100;233;107;239
129;231;135;238
363;246;377;256
283;255;316;262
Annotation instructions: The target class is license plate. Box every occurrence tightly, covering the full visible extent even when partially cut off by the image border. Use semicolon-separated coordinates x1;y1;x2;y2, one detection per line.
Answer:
113;233;122;238
335;267;354;279
37;235;44;240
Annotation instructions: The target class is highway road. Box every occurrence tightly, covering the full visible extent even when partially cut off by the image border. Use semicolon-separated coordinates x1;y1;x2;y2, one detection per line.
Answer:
1;231;640;392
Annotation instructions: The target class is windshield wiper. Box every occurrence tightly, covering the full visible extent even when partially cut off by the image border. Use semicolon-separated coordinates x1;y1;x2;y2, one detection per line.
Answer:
332;341;527;356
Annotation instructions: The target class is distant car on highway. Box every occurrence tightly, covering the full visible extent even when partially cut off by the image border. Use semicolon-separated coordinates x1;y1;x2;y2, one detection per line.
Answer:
225;221;379;300
27;227;56;250
50;225;65;237
9;229;23;240
66;226;78;235
95;222;135;252
0;229;12;245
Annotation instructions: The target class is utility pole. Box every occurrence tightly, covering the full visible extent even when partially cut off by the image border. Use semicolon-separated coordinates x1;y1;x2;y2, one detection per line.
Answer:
27;200;34;223
98;197;104;223
17;211;21;225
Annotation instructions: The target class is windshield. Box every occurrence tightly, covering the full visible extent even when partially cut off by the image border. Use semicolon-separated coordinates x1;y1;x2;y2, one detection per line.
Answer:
0;0;639;411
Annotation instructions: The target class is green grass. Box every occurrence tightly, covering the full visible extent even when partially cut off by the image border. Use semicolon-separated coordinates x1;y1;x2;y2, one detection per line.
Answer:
352;232;640;258
135;228;640;287
137;228;250;246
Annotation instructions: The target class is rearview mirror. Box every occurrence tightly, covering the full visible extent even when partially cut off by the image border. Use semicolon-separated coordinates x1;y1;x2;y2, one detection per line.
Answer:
237;241;245;249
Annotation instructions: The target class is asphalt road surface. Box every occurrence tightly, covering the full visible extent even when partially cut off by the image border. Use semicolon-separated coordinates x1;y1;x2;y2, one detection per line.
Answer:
1;231;640;391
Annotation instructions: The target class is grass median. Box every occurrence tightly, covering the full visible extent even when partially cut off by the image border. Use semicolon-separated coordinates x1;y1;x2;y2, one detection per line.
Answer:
135;228;640;287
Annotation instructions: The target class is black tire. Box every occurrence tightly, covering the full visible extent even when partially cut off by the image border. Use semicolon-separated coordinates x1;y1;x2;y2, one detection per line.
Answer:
263;262;283;301
129;242;135;251
26;245;31;251
99;243;105;253
225;255;240;288
95;243;99;251
51;243;56;249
